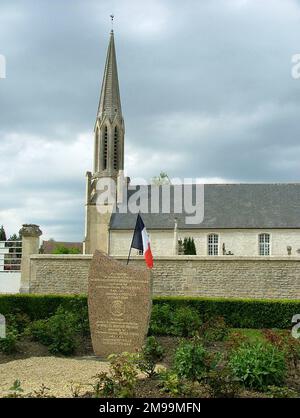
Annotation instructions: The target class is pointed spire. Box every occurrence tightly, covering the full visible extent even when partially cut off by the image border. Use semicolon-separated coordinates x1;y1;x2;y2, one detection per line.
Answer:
97;30;122;120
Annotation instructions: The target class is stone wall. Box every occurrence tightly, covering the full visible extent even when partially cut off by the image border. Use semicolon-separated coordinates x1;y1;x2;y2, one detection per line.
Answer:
29;255;300;299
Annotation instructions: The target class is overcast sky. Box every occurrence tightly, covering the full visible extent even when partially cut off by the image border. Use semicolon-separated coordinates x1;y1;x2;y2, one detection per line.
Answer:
0;0;300;241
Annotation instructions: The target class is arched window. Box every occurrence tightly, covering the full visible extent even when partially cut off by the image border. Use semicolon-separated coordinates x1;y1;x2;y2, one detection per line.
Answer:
113;127;118;170
259;233;270;256
208;233;219;255
103;126;108;170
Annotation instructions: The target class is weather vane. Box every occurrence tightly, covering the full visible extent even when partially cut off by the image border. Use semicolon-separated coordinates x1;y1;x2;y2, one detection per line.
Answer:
110;14;114;30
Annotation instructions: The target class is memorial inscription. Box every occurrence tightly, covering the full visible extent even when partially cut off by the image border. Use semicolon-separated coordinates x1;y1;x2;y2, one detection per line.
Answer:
88;251;152;357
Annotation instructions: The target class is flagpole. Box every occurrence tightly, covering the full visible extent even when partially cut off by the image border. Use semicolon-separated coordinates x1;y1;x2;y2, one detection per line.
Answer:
126;214;139;265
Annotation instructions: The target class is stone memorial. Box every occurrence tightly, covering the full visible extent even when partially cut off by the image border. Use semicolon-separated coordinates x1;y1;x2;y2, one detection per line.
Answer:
88;250;152;357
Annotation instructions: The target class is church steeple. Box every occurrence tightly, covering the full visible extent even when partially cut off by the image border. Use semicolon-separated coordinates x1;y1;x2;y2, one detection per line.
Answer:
93;30;124;178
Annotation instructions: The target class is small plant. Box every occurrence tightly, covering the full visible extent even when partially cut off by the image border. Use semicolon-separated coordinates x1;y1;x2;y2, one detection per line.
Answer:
69;381;84;398
266;385;298;398
171;306;202;337
157;369;187;397
263;329;300;370
228;342;287;391
201;316;228;343
92;352;139;398
137;336;165;377
0;327;18;354
206;369;240;398
174;338;219;381
29;384;52;398
5;380;24;398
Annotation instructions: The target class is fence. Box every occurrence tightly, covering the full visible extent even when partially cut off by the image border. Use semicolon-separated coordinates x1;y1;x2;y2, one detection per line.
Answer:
0;241;22;293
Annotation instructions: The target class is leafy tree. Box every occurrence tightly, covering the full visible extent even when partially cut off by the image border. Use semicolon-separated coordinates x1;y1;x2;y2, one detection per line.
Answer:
0;225;7;241
8;233;21;241
183;237;196;255
53;245;81;254
151;172;171;185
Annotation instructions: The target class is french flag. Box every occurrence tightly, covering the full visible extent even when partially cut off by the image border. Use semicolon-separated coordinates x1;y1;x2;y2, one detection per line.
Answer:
130;214;153;269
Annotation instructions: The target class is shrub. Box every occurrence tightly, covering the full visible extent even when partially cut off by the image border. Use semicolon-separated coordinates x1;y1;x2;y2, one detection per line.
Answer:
228;342;287;390
206;369;240;398
171;306;201;337
263;329;300;369
157;369;189;397
225;331;248;353
0;327;18;354
149;304;173;335
92;352;139;398
30;307;79;355
174;338;219;381
137;336;165;377
200;316;228;342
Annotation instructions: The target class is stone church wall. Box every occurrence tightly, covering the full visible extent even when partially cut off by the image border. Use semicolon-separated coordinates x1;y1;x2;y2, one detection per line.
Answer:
28;254;300;299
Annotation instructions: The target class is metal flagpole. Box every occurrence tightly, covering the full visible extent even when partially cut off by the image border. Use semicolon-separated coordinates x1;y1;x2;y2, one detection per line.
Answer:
126;214;139;265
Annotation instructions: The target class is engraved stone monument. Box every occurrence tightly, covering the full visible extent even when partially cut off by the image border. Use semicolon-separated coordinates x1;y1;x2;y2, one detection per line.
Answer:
88;250;152;357
0;314;5;339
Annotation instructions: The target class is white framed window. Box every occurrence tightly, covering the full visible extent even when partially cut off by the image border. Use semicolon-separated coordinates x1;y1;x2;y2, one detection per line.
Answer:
259;233;270;256
208;233;219;256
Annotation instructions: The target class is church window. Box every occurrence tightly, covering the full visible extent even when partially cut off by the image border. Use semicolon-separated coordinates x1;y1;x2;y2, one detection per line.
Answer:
208;234;219;255
113;127;118;170
259;233;270;256
103;126;108;170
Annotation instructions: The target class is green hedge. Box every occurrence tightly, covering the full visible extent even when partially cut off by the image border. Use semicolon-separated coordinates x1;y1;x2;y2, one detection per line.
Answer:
153;297;300;329
0;294;87;320
0;294;299;329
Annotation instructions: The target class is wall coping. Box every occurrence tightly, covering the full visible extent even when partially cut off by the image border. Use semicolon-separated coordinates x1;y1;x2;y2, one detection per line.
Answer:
30;254;300;262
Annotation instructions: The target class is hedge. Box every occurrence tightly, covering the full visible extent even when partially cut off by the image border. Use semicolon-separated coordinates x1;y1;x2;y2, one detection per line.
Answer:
0;294;299;329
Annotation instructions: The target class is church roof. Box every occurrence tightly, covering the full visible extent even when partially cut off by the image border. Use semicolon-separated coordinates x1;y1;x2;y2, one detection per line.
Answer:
109;183;300;230
97;30;122;120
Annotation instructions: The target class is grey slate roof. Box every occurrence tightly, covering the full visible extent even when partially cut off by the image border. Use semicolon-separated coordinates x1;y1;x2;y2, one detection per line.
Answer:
109;183;300;230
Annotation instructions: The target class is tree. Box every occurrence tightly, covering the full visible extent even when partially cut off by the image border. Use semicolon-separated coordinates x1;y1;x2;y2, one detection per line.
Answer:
0;225;7;241
183;237;196;255
52;245;81;255
8;233;21;241
151;172;171;185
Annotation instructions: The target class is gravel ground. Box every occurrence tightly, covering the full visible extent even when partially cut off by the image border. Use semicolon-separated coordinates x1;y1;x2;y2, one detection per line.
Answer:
0;356;110;398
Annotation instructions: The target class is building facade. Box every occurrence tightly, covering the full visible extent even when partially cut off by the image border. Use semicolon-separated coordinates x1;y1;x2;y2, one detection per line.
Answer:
84;30;300;258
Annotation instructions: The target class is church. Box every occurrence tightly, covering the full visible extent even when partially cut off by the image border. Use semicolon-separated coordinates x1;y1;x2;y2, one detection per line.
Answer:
83;30;300;259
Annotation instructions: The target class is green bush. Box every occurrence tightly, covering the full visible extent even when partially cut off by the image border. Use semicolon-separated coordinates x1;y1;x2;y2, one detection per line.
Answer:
228;342;287;390
137;336;165;377
0;327;18;354
149;304;173;335
30;307;79;355
157;369;189;397
201;316;228;342
174;338;219;381
171;306;201;337
92;353;139;398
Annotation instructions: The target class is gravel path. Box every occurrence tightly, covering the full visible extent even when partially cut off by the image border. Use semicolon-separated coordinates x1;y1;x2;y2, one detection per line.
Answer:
0;357;109;398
